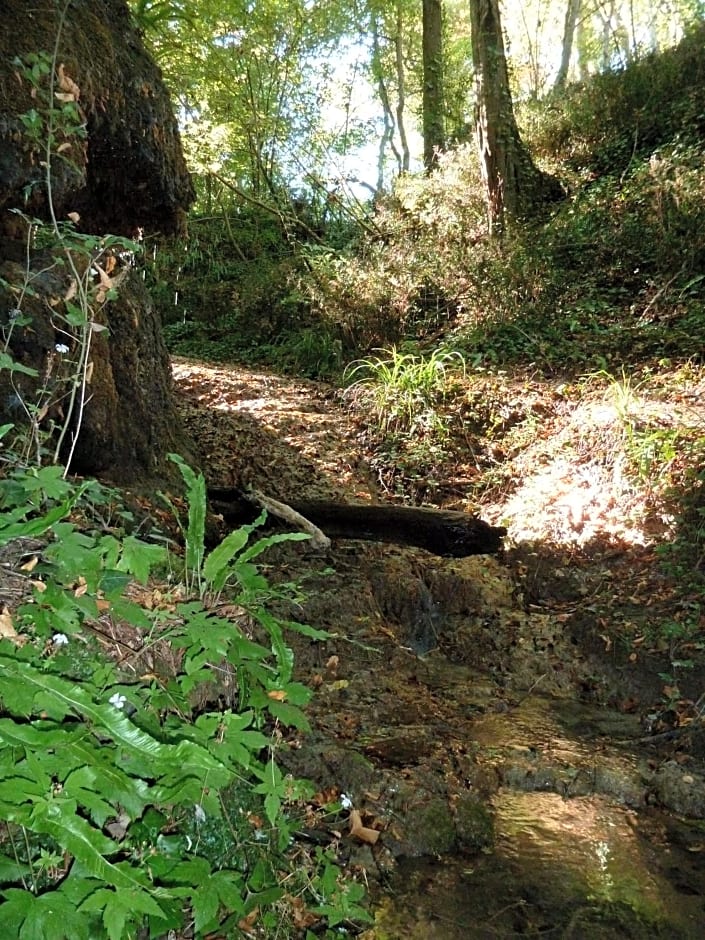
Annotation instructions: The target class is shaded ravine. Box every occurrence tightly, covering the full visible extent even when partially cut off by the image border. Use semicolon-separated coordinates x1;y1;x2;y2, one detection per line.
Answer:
173;357;705;937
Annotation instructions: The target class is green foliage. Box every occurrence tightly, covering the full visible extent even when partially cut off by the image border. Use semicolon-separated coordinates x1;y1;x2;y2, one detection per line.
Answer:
532;23;705;174
0;461;365;938
344;346;465;435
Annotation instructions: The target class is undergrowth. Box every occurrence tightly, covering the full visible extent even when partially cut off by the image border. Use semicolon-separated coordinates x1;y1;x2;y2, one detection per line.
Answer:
0;451;369;938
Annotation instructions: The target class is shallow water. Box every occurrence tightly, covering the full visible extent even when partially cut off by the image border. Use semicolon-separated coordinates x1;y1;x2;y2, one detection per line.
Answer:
371;789;704;938
368;695;705;938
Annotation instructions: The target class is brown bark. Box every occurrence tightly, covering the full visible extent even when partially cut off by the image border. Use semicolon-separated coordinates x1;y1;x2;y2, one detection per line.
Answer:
422;0;445;171
468;0;563;232
0;0;195;481
0;0;194;236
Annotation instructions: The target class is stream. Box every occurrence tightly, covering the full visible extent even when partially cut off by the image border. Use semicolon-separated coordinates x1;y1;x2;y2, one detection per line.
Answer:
277;546;705;939
172;359;705;938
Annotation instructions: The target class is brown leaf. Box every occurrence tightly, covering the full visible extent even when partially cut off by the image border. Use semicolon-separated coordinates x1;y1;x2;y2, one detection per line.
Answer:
94;264;114;289
349;809;380;845
57;63;80;100
237;908;259;934
19;555;39;572
267;689;287;701
0;607;18;639
67;212;80;223
325;654;339;675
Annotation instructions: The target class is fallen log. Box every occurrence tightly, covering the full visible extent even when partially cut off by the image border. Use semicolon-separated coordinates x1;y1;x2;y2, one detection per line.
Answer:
208;487;506;558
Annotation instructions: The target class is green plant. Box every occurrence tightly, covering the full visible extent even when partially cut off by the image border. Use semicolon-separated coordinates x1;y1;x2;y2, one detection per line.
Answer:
0;461;368;938
344;346;466;435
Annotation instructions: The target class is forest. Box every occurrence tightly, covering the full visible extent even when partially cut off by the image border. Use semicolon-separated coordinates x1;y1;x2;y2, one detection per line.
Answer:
1;0;705;936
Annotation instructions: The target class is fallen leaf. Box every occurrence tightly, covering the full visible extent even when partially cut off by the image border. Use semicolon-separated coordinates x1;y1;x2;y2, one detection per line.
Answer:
237;908;259;934
0;608;18;638
326;654;339;675
349;809;380;845
19;555;39;572
57;63;80;99
267;689;288;701
67;211;80;223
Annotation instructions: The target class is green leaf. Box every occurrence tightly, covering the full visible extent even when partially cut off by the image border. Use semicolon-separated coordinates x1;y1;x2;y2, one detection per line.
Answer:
119;536;166;584
202;526;249;589
266;699;311;731
80;886;166;940
168;454;206;575
0;352;38;377
253;607;293;683
18;891;90;940
238;530;310;564
0;501;72;545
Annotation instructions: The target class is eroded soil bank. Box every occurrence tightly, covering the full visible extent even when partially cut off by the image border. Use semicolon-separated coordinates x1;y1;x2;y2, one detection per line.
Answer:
174;357;705;937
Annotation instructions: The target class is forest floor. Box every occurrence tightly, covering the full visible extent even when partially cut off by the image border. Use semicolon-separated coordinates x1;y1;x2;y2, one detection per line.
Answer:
172;355;705;937
173;355;705;715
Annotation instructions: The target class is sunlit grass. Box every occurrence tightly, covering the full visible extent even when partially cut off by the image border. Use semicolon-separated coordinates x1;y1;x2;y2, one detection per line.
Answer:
343;346;466;434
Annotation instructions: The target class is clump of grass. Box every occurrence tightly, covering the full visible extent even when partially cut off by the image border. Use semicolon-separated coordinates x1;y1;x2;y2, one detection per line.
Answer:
343;346;465;435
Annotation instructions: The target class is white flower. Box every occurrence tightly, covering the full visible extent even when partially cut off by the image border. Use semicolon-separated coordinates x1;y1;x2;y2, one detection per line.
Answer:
340;793;353;810
52;633;69;647
108;692;127;709
55;343;70;354
194;803;207;824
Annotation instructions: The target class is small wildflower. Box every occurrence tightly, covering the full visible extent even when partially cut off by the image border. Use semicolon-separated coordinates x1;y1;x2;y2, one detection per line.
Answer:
55;343;70;354
340;793;353;810
108;692;127;710
194;804;207;824
52;633;69;647
8;308;21;321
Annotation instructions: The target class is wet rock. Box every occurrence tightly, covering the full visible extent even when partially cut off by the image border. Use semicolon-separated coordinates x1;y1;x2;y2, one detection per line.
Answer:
387;785;456;857
652;761;705;818
453;791;494;853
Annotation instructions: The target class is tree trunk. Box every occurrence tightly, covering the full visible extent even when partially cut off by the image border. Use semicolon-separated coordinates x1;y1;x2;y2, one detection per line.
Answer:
0;0;195;481
422;0;446;171
554;0;582;91
371;10;403;183
468;0;563;233
394;0;411;173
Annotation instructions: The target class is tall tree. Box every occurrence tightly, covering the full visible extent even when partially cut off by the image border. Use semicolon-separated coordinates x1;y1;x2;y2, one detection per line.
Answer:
422;0;446;170
468;0;563;232
554;0;582;90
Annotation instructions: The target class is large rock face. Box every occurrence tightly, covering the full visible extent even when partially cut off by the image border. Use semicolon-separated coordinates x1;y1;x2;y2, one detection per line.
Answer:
0;0;196;480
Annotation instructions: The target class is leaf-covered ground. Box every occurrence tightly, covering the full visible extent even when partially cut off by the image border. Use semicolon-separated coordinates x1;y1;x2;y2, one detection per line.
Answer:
174;348;705;750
